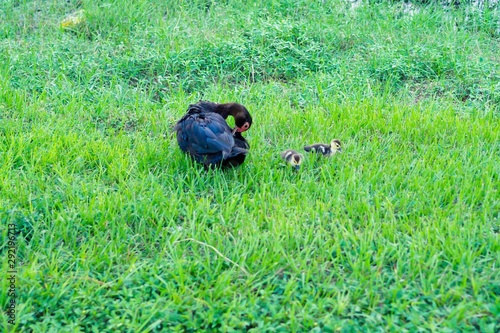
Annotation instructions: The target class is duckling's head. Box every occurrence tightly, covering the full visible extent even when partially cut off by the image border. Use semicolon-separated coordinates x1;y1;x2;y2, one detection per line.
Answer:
291;154;303;170
330;139;342;153
218;103;253;134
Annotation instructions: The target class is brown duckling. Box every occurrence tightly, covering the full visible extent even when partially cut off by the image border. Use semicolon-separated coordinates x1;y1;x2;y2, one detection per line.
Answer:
281;149;304;171
174;101;253;168
304;139;342;157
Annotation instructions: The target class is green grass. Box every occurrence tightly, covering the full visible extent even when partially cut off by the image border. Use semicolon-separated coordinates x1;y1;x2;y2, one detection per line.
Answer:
1;0;499;332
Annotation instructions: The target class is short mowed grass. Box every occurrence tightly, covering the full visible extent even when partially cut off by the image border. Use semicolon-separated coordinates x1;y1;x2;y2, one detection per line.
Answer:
1;0;499;332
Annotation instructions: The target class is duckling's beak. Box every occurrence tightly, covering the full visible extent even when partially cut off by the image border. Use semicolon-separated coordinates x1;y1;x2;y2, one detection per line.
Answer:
338;148;342;153
294;165;300;171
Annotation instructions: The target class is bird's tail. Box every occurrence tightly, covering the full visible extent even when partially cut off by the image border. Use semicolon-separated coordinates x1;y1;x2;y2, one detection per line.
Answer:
227;146;248;158
220;147;248;168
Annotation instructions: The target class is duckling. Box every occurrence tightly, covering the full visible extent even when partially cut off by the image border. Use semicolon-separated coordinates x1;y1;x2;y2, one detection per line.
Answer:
174;101;253;168
304;139;342;157
281;149;304;171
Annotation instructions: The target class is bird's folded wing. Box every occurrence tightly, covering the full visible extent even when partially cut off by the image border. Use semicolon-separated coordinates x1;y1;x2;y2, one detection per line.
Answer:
186;119;234;155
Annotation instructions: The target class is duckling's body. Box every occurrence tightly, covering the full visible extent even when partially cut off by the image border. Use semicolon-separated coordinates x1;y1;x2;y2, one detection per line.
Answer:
304;139;342;157
175;101;252;168
281;149;303;170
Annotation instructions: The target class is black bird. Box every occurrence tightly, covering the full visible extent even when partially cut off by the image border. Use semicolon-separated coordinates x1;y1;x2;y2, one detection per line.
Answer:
304;139;342;157
174;101;252;168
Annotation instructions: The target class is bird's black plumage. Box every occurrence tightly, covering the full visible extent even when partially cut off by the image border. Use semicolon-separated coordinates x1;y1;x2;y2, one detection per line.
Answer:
174;101;251;168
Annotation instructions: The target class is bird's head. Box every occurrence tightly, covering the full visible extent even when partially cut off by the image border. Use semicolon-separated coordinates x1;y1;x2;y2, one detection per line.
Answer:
331;139;342;153
216;103;252;134
290;153;303;171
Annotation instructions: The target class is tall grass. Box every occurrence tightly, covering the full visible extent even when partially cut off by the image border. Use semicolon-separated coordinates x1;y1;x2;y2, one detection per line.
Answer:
1;0;499;332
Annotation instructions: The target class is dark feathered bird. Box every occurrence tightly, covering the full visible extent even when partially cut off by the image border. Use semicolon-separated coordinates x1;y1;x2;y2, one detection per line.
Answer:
281;149;304;171
304;139;342;157
174;101;252;168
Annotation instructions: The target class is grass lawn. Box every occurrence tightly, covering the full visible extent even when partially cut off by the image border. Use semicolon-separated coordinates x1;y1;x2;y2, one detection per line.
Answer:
1;0;499;332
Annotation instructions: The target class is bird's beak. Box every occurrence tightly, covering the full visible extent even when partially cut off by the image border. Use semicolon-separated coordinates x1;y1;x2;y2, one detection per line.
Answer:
338;148;342;153
294;165;300;171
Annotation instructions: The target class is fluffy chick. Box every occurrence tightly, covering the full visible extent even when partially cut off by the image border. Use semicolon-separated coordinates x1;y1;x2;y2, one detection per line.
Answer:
281;149;304;171
304;139;342;157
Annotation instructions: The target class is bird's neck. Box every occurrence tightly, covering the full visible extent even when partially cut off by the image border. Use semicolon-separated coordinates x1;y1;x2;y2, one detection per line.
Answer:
215;103;235;120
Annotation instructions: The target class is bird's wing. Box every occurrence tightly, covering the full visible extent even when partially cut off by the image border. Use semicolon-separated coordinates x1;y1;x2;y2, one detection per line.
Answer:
177;113;234;156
